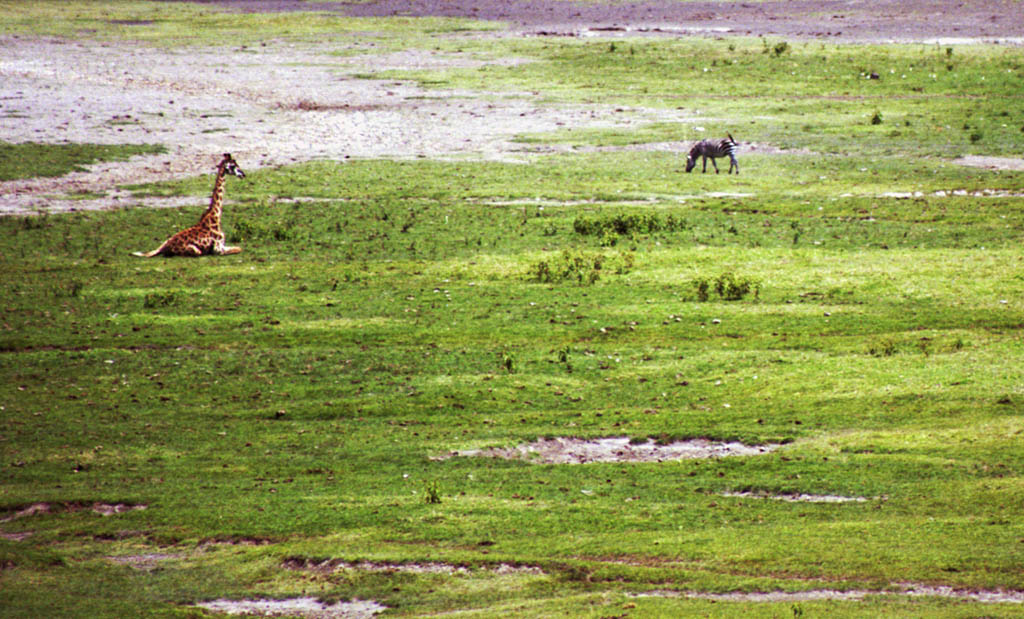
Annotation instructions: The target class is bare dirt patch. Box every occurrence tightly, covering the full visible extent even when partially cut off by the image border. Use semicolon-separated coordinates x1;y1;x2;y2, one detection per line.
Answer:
0;35;676;214
194;597;386;618
721;491;870;504
0;531;34;541
954;155;1024;171
442;436;778;464
0;501;146;522
108;552;183;571
284;557;544;576
638;584;1024;603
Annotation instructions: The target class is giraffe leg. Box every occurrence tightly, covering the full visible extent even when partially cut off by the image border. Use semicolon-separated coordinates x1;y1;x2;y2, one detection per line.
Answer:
213;239;241;255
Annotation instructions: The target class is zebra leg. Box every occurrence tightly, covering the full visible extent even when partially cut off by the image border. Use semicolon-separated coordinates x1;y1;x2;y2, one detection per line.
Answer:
729;155;739;175
710;157;720;174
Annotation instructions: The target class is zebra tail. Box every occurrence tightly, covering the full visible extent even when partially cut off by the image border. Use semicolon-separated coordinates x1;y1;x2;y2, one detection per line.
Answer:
727;132;736;144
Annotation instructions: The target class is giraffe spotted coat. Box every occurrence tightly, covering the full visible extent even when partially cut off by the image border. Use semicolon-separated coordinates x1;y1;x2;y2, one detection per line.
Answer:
133;153;245;257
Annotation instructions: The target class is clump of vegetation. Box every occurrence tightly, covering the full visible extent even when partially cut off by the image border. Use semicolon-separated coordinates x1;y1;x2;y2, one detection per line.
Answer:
692;272;761;301
526;249;635;285
762;38;790;57
573;212;688;238
143;290;178;308
868;338;899;357
423;480;442;504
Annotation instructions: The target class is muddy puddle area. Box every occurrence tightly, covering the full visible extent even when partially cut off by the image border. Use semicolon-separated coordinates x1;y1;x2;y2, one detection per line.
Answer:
442;436;778;464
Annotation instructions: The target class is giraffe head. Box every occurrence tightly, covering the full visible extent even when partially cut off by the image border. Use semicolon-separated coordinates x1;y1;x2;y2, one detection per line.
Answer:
218;153;245;179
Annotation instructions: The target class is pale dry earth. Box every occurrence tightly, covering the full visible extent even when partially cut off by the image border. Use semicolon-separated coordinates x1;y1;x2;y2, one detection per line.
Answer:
194;597;386;618
4;0;1022;214
443;436;778;463
0;35;692;215
636;584;1024;604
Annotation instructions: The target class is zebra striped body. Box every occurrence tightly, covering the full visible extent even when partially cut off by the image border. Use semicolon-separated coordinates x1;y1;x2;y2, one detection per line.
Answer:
685;134;739;174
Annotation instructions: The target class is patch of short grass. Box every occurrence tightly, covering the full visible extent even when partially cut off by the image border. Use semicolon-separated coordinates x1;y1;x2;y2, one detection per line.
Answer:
0;141;165;182
382;36;1024;159
0;0;500;46
2;149;1023;616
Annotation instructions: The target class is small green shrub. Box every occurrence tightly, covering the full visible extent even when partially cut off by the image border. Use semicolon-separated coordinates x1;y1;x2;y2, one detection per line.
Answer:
868;338;899;357
526;249;634;285
573;212;687;238
423;480;442;504
143;291;178;308
501;351;516;373
691;272;760;302
55;280;84;298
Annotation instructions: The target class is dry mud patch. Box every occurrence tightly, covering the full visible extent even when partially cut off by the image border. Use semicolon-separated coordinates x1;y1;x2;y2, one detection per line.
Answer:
284;557;544;576
195;597;386;618
441;436;778;464
636;584;1024;604
0;501;146;523
0;35;691;215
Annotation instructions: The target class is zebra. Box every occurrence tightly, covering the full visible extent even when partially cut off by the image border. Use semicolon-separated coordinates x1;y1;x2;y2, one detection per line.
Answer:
685;134;739;175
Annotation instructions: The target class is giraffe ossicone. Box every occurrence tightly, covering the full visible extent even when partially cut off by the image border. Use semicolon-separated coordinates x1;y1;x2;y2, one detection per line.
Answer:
133;153;246;257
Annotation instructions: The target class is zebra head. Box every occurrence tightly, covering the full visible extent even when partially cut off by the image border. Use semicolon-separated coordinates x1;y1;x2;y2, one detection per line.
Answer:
684;144;700;173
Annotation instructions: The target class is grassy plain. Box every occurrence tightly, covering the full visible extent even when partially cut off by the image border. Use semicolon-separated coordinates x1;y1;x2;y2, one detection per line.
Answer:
2;2;1024;617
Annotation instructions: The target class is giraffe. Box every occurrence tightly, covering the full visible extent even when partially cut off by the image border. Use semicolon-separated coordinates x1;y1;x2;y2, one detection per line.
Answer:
133;153;246;257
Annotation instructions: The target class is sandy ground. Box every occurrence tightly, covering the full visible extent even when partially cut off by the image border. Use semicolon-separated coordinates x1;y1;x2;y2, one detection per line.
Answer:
2;1;1022;215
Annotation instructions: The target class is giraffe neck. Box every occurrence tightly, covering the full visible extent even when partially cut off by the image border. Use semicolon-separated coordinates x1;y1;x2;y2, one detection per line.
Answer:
198;169;227;231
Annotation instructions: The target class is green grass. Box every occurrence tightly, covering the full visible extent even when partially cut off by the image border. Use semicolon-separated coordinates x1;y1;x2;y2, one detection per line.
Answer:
378;36;1024;159
0;142;165;182
2;6;1024;617
3;152;1023;616
0;0;500;46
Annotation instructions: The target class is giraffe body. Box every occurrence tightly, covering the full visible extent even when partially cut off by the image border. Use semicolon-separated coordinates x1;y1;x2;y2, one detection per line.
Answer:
133;153;245;257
